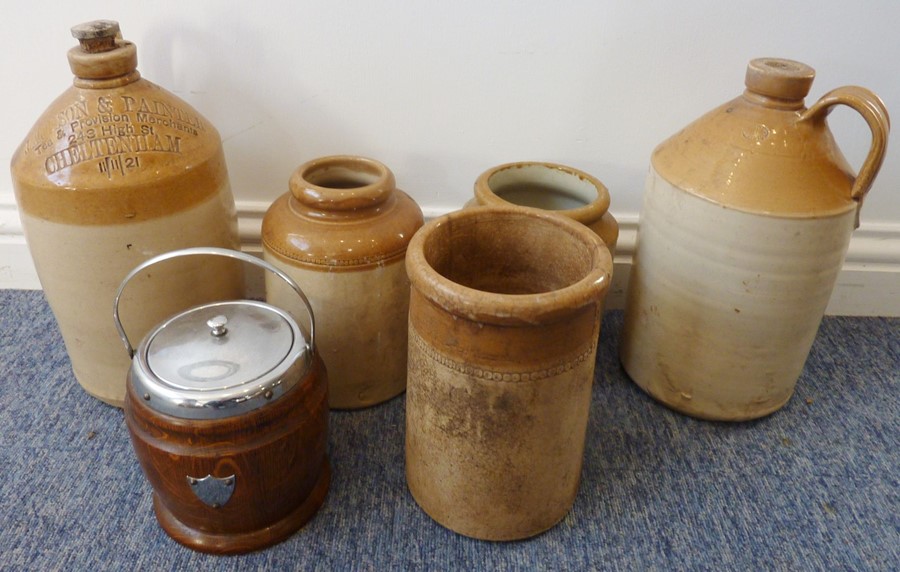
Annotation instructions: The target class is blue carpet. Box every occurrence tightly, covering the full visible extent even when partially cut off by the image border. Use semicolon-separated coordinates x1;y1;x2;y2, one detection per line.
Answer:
0;289;897;571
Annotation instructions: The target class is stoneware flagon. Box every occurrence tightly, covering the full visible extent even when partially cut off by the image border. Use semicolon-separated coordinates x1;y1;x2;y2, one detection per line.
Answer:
405;206;612;540
620;58;890;421
9;20;242;407
471;161;619;257
119;248;329;555
262;156;424;409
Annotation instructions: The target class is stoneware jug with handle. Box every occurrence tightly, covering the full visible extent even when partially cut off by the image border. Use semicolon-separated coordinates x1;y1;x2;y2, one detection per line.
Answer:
620;58;889;421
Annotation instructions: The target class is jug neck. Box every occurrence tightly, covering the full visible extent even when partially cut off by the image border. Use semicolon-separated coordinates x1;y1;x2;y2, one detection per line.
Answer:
67;20;141;88
740;57;815;111
741;89;806;111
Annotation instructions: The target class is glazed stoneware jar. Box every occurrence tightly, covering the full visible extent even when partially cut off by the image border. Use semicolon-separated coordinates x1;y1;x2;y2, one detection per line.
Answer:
620;58;890;421
405;206;611;540
10;20;242;406
471;161;618;257
262;156;424;409
120;248;329;554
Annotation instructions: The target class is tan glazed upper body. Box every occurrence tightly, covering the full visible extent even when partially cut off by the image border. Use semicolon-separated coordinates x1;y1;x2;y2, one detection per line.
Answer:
652;58;889;219
12;25;228;225
263;156;424;271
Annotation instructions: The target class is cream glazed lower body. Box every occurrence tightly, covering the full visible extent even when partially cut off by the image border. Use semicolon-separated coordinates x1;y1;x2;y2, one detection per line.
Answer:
620;168;856;421
405;315;598;541
263;253;411;409
20;191;242;407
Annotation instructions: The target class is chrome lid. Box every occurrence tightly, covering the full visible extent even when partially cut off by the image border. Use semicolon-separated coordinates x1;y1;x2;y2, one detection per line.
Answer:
130;300;310;419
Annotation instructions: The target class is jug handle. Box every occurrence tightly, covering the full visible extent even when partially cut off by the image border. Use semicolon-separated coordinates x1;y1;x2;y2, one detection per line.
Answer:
113;247;316;360
799;86;890;223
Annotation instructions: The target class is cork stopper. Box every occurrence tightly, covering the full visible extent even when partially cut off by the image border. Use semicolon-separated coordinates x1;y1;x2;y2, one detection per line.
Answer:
67;19;137;82
745;58;815;101
71;20;121;53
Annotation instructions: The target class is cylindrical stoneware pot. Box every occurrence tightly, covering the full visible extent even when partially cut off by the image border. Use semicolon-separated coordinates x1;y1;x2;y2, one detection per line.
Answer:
10;20;242;407
405;206;612;540
120;248;329;555
262;156;424;409
471;161;618;257
620;58;890;421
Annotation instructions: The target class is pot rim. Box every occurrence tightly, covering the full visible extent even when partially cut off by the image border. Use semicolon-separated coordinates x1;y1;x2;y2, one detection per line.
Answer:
406;206;612;326
290;155;396;211
473;161;611;224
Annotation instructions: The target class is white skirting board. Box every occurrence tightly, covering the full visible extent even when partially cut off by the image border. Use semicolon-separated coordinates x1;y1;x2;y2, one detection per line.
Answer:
2;196;899;316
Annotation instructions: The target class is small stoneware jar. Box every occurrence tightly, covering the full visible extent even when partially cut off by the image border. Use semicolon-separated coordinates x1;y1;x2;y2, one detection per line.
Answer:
262;156;424;409
405;206;612;541
620;58;890;421
471;161;618;257
10;20;241;407
119;248;329;555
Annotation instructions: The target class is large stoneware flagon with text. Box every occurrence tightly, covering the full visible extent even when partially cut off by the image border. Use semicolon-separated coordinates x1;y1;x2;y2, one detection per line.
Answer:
620;58;890;421
10;20;242;406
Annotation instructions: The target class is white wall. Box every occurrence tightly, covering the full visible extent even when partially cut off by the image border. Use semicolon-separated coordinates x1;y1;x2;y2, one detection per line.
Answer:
1;1;898;313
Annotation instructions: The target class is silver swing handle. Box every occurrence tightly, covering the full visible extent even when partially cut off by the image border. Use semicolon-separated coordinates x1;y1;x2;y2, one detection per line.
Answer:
113;247;316;359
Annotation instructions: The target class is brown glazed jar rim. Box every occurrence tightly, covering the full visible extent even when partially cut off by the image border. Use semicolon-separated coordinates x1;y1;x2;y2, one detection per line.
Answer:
474;161;611;225
406;206;611;326
290;155;396;211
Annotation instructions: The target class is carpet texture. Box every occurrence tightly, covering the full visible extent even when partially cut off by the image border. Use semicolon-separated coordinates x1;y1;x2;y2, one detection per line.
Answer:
0;289;897;571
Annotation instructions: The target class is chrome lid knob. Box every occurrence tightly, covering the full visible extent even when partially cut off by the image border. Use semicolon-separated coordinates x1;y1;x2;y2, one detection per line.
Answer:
207;315;228;337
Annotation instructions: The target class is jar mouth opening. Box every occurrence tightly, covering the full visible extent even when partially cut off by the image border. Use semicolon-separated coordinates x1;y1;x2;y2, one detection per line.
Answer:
408;207;611;325
291;156;395;210
476;162;610;221
302;159;385;189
